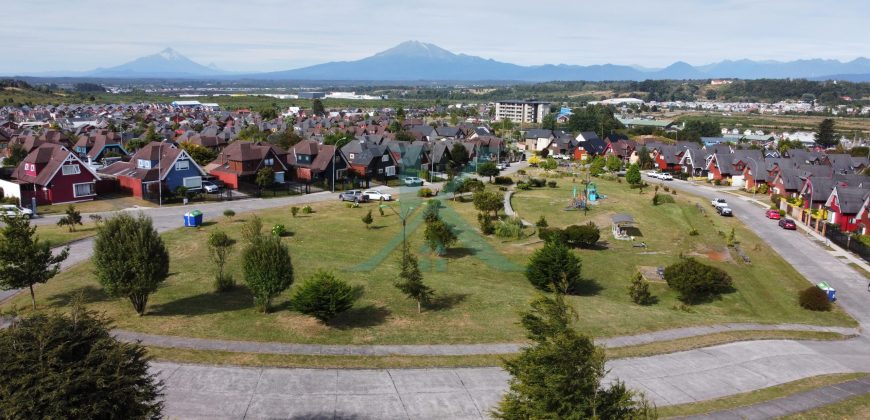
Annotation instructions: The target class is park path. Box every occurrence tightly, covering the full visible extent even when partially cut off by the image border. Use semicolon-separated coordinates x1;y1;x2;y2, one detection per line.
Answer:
113;322;858;356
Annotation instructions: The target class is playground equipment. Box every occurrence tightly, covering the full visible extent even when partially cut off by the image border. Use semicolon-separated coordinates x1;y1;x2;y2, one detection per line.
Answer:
565;182;606;210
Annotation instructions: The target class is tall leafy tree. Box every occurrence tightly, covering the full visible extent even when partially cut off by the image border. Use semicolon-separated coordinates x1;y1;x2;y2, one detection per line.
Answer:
0;308;163;418
449;143;470;174
424;216;458;256
637;145;654;170
0;215;69;310
92;213;169;316
541;113;557;131
242;235;294;312
477;161;500;181
473;190;503;219
395;244;434;313
311;99;325;116
179;142;218;166
494;290;654;419
255;167;275;195
815;118;838;149
4;144;28;169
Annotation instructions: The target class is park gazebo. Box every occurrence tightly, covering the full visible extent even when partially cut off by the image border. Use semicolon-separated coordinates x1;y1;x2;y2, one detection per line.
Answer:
611;213;636;240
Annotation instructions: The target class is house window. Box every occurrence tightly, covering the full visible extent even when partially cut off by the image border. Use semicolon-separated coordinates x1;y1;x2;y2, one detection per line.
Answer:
348;153;355;160
335;169;346;179
381;155;389;162
182;176;201;189
137;159;152;169
61;164;81;175
385;166;396;176
73;182;95;198
175;160;190;171
264;158;274;166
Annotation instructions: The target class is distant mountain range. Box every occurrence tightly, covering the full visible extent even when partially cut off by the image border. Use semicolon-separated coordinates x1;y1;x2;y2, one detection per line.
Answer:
9;42;870;82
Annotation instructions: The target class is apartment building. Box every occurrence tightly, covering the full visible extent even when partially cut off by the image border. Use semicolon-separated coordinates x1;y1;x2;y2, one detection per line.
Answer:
494;100;551;124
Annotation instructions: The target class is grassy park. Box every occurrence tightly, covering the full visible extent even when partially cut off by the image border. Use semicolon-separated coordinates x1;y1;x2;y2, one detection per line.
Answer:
0;170;856;346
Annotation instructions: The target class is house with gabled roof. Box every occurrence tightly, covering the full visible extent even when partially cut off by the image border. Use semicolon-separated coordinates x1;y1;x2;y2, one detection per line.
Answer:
99;142;206;199
74;130;129;163
825;184;870;233
9;143;100;205
341;138;398;187
206;141;288;189
286;139;349;190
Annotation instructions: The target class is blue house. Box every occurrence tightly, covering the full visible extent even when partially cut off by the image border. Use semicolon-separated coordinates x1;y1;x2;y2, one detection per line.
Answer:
99;141;206;199
73;130;130;163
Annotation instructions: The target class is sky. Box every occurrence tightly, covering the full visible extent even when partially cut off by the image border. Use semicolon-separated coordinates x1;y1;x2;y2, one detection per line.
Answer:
2;0;868;74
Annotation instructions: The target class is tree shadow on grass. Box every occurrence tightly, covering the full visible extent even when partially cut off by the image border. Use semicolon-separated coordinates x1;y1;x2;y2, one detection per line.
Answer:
200;221;218;228
570;278;603;296
426;292;468;311
327;305;391;330
45;285;108;308
149;287;253;316
443;247;476;259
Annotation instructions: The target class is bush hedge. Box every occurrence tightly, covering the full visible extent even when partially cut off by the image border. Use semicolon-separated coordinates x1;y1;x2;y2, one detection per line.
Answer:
799;286;831;311
493;176;514;185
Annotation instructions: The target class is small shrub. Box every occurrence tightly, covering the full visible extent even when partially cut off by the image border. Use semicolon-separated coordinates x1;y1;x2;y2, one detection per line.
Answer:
671;189;677;195
799;286;831;311
88;214;103;225
547;180;557;188
498;186;508;192
688;228;699;236
663;186;670;192
517;169;527;175
271;224;287;237
302;205;314;214
379;206;385;216
770;194;783;207
223;209;236;219
495;216;524;239
628;272;655;305
417;187;434;197
713;179;722;186
291;206;300;217
361;210;373;229
538;227;566;244
535;215;548;228
529;178;546;188
778;209;786;217
564;222;600;249
494;176;514;185
477;212;495;235
292;270;358;322
757;184;769;194
516;182;531;190
653;193;675;205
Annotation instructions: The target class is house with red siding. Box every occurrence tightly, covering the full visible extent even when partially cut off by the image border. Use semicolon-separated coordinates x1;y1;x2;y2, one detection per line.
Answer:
856;196;870;235
825;185;870;233
99;142;206;199
10;143;100;205
206;141;288;189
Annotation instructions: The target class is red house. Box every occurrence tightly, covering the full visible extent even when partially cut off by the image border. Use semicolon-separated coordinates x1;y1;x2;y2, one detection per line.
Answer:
825;186;870;233
856;196;870;235
206;141;288;189
10;143;100;205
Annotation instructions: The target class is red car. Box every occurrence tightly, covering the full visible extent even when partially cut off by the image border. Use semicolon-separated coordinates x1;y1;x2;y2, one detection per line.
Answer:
779;218;797;230
765;209;781;220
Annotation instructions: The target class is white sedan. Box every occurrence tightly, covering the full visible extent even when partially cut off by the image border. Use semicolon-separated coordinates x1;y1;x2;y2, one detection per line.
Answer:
363;190;393;201
0;204;33;218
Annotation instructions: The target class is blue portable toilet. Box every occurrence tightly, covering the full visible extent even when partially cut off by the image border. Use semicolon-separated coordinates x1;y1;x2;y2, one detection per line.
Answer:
817;282;836;302
184;210;203;227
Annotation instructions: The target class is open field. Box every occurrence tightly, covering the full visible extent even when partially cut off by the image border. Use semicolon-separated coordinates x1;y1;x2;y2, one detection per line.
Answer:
1;172;855;345
658;373;868;418
34;194;156;215
675;111;870;135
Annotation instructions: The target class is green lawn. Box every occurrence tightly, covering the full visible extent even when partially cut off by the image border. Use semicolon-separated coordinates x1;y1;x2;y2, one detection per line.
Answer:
36;194;154;215
35;223;97;248
781;391;870;419
0;170;854;345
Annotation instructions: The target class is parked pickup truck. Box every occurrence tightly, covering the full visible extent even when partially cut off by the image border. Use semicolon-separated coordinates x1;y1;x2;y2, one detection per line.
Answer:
711;198;728;208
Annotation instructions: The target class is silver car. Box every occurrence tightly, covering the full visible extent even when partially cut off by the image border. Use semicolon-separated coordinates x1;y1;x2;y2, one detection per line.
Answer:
0;204;33;218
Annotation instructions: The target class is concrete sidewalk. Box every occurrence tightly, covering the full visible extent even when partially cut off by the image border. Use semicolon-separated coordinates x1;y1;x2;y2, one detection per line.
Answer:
677;375;870;419
153;337;870;419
